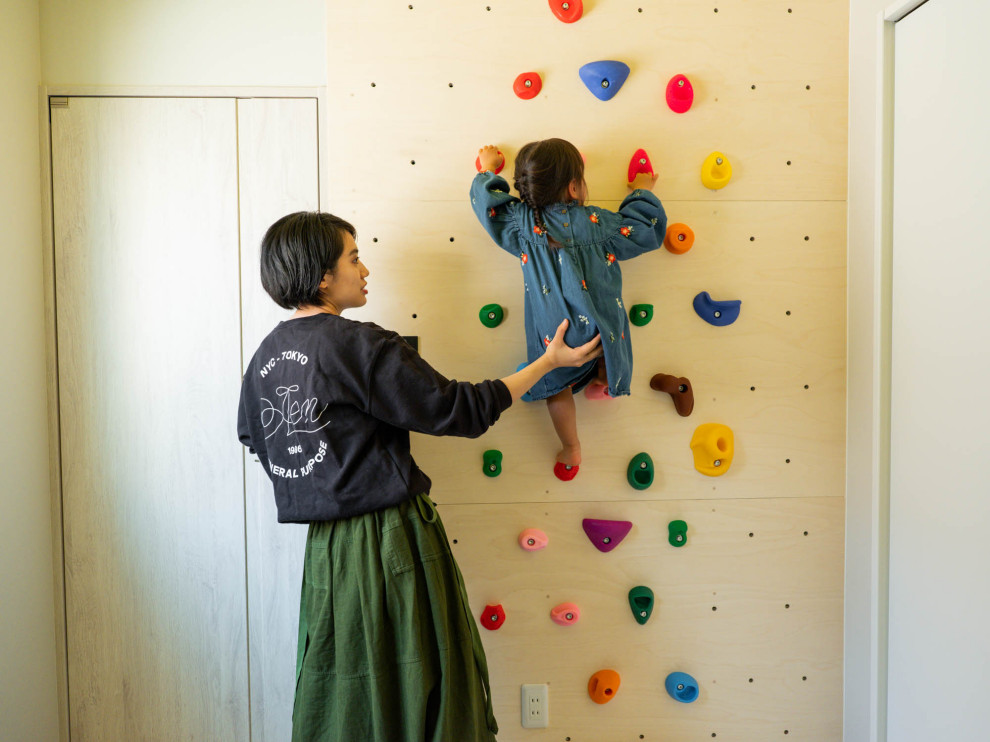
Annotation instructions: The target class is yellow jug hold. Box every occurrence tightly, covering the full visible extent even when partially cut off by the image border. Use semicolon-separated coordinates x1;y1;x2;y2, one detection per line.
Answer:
690;423;734;476
701;151;732;190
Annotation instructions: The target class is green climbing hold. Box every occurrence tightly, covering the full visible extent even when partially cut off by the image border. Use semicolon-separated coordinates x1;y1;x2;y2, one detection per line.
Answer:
668;519;688;547
628;586;655;625
479;303;504;328
626;452;654;490
629;303;653;327
482;449;503;477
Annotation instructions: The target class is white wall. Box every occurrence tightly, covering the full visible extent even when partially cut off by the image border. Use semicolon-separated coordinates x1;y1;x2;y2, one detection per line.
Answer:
0;2;61;740
846;0;892;740
0;2;326;740
40;0;327;87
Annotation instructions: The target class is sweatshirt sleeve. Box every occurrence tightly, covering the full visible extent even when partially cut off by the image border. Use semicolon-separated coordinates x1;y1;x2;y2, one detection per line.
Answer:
470;171;525;258
366;333;512;438
609;188;668;261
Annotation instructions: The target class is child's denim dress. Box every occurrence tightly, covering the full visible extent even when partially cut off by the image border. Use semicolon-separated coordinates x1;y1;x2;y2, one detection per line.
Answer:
470;171;667;400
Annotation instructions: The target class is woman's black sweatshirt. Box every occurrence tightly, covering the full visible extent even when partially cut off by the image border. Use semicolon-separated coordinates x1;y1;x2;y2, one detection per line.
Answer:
237;313;512;522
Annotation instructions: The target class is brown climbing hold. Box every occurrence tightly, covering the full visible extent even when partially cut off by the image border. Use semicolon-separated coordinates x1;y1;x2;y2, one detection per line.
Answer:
650;373;694;416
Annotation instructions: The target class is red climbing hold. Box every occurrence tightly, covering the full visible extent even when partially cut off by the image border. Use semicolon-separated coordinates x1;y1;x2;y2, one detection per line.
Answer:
513;72;542;100
549;0;583;23
475;150;505;175
666;74;694;113
584;384;612;400
480;604;506;630
554;462;579;481
627;148;655;183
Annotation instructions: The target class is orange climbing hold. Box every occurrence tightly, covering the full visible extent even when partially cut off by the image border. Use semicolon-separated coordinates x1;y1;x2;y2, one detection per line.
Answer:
549;0;583;23
513;72;542;100
588;669;621;704
664;223;695;254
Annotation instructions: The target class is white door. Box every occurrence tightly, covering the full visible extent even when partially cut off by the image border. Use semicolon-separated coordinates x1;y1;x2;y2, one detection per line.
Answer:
51;95;321;740
888;1;990;738
52;97;249;739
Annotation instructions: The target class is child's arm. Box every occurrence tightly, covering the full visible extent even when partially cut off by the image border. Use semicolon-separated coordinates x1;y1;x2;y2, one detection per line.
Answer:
470;146;523;258
609;172;668;261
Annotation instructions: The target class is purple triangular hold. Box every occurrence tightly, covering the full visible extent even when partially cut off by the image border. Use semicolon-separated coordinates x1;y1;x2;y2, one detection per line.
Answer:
582;519;633;553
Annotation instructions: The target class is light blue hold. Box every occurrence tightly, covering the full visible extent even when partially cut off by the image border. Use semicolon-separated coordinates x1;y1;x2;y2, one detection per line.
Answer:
693;291;741;327
665;672;699;703
579;60;631;101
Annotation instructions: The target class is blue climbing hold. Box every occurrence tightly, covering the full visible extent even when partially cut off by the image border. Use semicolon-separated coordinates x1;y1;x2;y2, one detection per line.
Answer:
579;61;631;101
665;672;699;703
693;291;741;327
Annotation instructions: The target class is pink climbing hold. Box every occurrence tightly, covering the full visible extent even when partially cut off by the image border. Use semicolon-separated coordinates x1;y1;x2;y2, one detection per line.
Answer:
665;74;694;113
550;602;581;626
518;528;549;551
584;383;612;400
627;148;655;183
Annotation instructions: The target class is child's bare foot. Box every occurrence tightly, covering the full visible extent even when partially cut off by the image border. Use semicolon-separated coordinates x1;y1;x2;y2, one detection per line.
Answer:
556;444;582;468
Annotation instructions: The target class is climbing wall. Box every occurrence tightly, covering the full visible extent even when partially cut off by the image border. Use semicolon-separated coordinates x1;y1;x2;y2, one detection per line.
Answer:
327;1;846;739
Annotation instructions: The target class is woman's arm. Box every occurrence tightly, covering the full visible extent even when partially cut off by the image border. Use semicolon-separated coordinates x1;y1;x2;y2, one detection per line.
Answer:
498;319;602;402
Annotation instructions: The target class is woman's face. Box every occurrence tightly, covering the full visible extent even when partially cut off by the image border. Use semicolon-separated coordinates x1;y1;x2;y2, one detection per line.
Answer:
320;231;369;314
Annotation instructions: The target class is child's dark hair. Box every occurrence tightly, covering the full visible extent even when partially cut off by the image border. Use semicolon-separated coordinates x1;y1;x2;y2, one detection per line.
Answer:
260;211;356;309
513;138;585;238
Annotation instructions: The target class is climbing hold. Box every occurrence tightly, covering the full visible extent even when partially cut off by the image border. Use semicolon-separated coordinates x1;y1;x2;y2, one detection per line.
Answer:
627;148;655;183
476;150;505;175
626;452;654;490
584;383;612;400
701;151;732;189
582;518;633;553
649;373;694;417
549;0;583;23
554;461;579;481
665;74;694;113
690;423;734;477
579;61;630;102
550;602;581;626
479;303;504;328
629;303;653;326
482;449;502;477
480;604;506;631
513;72;543;100
693;291;741;327
668;519;688;547
628;586;655;625
664;223;695;254
665;672;699;703
518;528;549;551
588;669;621;704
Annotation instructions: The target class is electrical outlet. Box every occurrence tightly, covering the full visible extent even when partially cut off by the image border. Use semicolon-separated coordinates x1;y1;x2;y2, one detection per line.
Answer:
521;683;549;729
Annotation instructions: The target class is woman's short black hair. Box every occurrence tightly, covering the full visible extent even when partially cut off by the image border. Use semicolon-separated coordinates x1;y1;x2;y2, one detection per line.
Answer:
260;211;356;309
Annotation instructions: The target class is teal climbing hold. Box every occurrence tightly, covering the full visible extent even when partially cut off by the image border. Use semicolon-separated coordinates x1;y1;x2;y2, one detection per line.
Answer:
629;303;653;327
627;452;654;490
628;586;655;625
668;520;688;547
483;449;503;477
479;303;504;328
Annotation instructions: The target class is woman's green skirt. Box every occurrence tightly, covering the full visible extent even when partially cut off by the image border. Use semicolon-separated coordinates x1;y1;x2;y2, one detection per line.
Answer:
292;493;498;741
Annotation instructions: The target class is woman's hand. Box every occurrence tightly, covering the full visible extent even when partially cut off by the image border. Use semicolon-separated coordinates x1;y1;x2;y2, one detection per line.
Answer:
628;171;659;191
477;145;504;173
544;319;603;368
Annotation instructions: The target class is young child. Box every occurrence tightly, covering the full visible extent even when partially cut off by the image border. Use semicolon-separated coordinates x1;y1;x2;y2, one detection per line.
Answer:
471;138;666;480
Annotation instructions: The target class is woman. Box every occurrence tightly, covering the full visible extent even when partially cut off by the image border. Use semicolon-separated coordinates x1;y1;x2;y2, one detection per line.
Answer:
237;211;602;741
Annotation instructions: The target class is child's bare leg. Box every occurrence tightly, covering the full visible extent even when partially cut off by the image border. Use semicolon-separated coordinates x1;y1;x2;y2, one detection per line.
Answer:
546;388;581;466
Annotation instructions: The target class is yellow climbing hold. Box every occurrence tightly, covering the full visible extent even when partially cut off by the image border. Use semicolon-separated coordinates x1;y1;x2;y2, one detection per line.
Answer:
690;423;734;476
701;151;732;190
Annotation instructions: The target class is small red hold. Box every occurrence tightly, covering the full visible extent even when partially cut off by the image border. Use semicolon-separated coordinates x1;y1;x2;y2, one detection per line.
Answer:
475;150;505;174
513;72;543;100
627;148;655;183
480;604;506;630
665;74;694;113
549;0;583;23
554;462;579;481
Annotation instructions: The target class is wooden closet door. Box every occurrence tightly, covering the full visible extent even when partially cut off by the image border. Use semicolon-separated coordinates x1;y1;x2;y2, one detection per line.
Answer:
238;97;320;742
51;97;248;740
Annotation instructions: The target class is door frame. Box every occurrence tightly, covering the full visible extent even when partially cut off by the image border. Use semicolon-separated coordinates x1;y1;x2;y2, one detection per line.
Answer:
38;85;327;742
850;2;929;740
